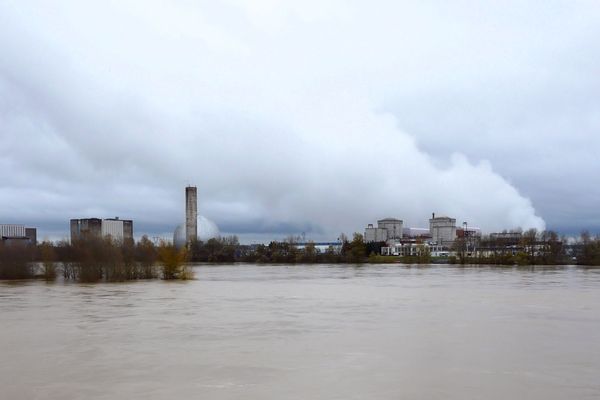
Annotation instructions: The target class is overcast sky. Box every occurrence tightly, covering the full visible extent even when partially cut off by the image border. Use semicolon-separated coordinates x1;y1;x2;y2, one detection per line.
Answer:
1;1;599;242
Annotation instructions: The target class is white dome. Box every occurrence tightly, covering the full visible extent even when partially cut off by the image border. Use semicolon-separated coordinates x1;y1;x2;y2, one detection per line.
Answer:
173;215;221;247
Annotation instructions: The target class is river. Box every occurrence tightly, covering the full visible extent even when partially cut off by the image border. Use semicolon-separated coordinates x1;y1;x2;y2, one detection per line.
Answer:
1;264;599;399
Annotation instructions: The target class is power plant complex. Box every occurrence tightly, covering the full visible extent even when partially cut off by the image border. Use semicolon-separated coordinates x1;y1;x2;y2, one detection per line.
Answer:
4;185;496;253
365;213;480;257
66;185;219;247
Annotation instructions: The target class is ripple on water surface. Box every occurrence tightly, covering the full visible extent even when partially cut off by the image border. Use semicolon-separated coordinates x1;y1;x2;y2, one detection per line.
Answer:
1;264;600;400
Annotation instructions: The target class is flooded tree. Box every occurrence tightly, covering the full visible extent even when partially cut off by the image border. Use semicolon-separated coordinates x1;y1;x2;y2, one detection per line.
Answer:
158;241;191;280
346;233;366;263
39;241;57;280
578;231;600;265
297;241;317;263
0;241;35;279
136;235;158;279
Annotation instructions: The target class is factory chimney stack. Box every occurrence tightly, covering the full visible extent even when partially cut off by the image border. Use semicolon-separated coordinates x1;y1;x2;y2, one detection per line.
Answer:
185;186;197;244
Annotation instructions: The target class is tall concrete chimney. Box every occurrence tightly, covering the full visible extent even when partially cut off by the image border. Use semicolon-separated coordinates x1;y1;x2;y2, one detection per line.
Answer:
185;186;197;244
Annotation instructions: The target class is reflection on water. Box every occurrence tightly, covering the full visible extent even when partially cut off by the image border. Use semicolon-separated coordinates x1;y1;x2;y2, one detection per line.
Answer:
1;264;600;400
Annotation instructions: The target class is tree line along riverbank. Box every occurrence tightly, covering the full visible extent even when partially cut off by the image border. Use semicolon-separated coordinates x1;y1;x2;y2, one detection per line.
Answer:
0;236;190;282
1;231;600;282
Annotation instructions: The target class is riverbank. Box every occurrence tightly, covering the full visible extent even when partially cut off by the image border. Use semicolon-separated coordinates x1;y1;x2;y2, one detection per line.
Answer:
3;233;600;282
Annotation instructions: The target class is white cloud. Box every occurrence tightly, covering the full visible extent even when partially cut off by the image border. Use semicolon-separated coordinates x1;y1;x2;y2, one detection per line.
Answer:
7;0;600;240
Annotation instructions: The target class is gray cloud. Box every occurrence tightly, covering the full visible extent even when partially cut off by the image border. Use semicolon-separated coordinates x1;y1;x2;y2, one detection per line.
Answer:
3;1;597;242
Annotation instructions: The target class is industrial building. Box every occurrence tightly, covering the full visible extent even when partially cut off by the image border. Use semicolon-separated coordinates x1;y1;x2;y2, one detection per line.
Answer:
377;218;403;240
429;213;457;245
381;242;448;257
101;218;133;242
365;224;388;242
456;226;481;239
369;212;490;258
364;218;403;243
0;224;37;245
70;217;133;243
402;227;431;238
366;213;459;245
70;218;101;240
367;213;462;257
490;232;522;242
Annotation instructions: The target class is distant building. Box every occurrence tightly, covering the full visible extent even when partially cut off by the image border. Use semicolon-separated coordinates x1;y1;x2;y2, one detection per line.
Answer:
402;227;431;238
123;220;133;240
0;224;37;245
71;218;133;243
490;232;522;242
365;224;388;242
25;228;37;245
381;242;448;257
1;224;26;239
377;218;403;240
364;218;403;243
456;227;481;238
295;242;343;254
429;213;457;245
101;218;121;239
101;218;133;242
70;218;102;241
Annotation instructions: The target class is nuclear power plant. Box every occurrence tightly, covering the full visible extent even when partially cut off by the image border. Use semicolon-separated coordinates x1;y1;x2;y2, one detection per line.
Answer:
185;186;198;244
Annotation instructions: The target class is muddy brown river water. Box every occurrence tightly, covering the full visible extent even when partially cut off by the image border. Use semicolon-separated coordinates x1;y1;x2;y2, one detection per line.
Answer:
1;264;599;399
